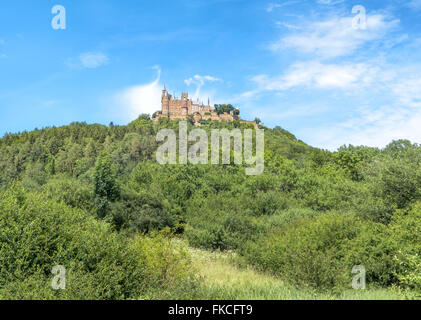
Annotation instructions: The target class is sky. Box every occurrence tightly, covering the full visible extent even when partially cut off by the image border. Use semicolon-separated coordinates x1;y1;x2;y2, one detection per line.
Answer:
1;0;421;150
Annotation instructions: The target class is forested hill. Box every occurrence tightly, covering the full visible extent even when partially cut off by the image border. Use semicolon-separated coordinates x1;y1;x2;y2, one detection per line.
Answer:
1;115;421;299
0;115;315;187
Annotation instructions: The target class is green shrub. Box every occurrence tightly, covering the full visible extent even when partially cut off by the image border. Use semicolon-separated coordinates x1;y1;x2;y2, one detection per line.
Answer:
43;177;94;211
109;187;177;233
389;202;421;294
186;225;233;251
131;231;202;299
0;186;200;300
240;213;368;290
249;191;289;217
258;208;322;230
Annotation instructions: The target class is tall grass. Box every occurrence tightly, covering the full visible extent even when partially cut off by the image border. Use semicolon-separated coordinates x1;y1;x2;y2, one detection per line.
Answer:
188;246;404;300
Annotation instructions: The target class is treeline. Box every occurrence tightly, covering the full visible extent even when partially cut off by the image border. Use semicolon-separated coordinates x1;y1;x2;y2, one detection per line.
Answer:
0;116;420;298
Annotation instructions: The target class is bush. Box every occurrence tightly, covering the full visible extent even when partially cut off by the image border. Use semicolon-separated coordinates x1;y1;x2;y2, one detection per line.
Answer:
258;207;322;230
186;225;233;251
240;213;368;290
43;177;94;211
389;202;421;294
131;230;202;299
248;191;290;217
109;187;177;233
0;186;200;300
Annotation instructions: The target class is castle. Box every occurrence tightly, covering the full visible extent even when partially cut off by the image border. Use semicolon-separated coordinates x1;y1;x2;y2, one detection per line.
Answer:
154;87;241;125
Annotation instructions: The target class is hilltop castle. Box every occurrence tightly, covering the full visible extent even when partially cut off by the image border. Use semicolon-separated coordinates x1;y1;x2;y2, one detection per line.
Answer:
154;87;241;124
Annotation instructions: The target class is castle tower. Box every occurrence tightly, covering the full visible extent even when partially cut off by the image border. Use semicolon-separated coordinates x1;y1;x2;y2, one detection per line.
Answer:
161;86;170;116
181;92;188;103
181;92;192;115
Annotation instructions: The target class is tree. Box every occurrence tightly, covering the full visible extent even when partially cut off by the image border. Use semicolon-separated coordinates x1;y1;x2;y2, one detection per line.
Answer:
254;118;261;125
94;156;120;218
214;104;236;115
138;114;151;121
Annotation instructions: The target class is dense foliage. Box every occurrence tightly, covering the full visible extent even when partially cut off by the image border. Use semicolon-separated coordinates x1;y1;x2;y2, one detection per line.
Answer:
0;116;420;298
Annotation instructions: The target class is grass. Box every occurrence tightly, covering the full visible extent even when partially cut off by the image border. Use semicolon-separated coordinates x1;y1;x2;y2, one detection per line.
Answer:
188;246;405;300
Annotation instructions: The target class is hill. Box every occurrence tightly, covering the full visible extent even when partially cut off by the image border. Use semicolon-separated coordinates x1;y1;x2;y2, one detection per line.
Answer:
0;116;420;299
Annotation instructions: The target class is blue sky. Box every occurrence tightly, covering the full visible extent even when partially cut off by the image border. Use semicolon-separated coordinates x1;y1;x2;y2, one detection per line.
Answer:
1;0;421;149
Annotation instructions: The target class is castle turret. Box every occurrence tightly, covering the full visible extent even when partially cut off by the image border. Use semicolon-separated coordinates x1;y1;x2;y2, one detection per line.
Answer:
161;86;170;116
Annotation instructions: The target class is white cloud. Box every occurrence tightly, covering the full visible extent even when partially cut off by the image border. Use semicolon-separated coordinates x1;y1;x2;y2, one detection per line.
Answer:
266;1;301;12
249;7;421;149
266;3;281;12
244;61;379;96
316;0;344;5
271;14;399;59
407;0;421;10
67;52;109;69
246;61;421;149
110;71;221;122
309;104;421;150
287;66;421;149
42;100;60;107
114;68;162;121
283;61;377;89
184;75;221;99
79;52;109;69
391;77;421;108
276;22;301;30
258;104;330;120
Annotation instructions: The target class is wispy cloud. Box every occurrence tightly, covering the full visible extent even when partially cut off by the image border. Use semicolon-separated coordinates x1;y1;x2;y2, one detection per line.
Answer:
241;60;380;98
270;14;399;59
112;67;162;121
245;6;421;149
271;60;421;149
184;75;222;99
407;0;421;10
390;76;421;108
244;58;421;149
42;100;60;107
310;103;421;150
266;1;301;12
316;0;344;5
79;52;109;69
276;21;301;30
266;3;281;12
67;52;109;69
